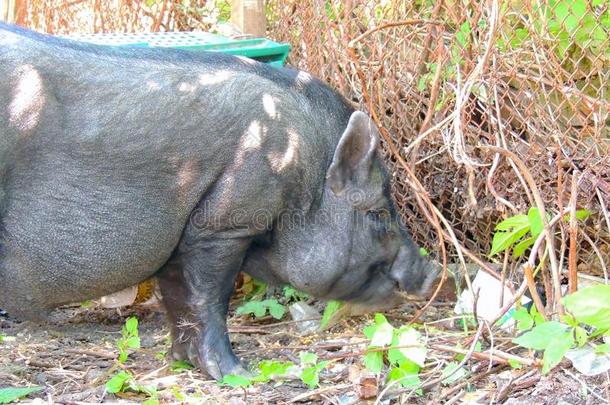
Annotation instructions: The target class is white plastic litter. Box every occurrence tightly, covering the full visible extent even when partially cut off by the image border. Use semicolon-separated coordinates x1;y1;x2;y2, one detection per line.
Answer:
454;270;530;331
565;347;610;376
289;301;321;334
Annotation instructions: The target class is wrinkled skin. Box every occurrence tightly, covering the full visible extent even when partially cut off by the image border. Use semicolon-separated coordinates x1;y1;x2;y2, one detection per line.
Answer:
0;23;436;379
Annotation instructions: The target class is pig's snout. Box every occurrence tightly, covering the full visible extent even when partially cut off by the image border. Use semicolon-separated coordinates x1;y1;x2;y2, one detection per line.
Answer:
388;245;438;297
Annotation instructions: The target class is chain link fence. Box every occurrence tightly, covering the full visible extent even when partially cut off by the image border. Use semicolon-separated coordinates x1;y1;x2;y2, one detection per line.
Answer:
12;1;610;288
266;0;609;287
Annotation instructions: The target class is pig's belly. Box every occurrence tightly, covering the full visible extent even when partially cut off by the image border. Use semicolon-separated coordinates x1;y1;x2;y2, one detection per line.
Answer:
0;200;188;319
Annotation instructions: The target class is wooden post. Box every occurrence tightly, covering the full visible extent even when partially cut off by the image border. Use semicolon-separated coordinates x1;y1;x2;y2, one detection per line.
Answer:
1;0;17;23
230;0;266;37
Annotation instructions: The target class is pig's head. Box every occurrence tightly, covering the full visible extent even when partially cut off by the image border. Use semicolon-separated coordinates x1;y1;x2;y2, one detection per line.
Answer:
242;111;437;308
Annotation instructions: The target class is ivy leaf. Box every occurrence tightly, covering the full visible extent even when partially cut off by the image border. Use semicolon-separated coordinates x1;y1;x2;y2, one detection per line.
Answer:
574;327;588;347
387;360;421;391
527;207;546;238
370;319;394;347
299;352;318;366
106;371;133;393
396;327;427;367
0;387;43;404
513;321;570;350
512;307;534;331
320;300;343;330
508;359;522;369
125;317;139;335
301;366;320;388
364;350;384;374
126;336;141;349
441;362;468;385
490;226;530;256
563;285;610;331
494;214;528;231
542;334;574;374
267;300;286;320
220;374;252;388
595;344;610;354
258;360;293;380
170;360;194;372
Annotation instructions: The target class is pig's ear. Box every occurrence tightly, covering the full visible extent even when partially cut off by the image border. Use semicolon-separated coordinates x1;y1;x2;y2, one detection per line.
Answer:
326;111;380;194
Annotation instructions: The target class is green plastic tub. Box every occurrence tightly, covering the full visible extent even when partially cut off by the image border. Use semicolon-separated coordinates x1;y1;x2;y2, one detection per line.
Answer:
66;31;290;67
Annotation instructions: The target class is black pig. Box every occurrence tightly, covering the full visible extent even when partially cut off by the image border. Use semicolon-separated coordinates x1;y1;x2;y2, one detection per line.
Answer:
0;23;435;379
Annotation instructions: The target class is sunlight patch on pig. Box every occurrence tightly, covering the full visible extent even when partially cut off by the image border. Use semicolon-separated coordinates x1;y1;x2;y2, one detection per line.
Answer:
268;129;299;173
177;160;198;194
235;120;266;166
146;80;162;91
8;64;46;135
178;81;197;93
262;93;278;119
198;70;233;86
295;71;314;88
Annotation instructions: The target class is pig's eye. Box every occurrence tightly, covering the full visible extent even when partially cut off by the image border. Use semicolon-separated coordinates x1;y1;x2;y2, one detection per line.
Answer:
367;208;390;221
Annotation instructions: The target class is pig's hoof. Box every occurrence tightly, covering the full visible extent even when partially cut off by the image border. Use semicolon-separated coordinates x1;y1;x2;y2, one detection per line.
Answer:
170;339;200;368
204;360;251;381
200;348;249;380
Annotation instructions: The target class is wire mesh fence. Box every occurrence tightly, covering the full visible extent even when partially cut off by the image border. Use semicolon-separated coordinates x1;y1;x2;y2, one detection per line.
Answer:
10;0;610;305
265;0;610;294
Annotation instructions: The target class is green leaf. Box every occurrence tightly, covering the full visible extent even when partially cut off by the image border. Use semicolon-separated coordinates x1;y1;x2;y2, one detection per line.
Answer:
562;209;592;222
320;300;343;330
495;214;528;231
0;387;43;404
562;285;610;330
595;343;610;353
125;317;139;335
387;360;421;391
236;301;266;318
571;0;587;17
490;225;530;256
283;286;307;301
142;398;159;405
441;362;467;385
126;336;141;349
542;335;574;374
267;300;286;320
512;307;534;331
370;318;394;347
527;207;545;238
592;0;605;6
220;374;252;388
513;236;536;259
456;21;471;47
574;327;588;347
299;352;318;366
301;366;320;388
258;360;293;380
508;358;523;369
531;305;545;326
316;360;330;371
513;321;570;350
396;327;427;367
364;350;384;374
106;371;133;394
171;360;195;372
553;1;570;20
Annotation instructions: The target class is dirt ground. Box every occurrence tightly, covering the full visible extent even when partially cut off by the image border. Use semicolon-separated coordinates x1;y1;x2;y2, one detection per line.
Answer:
1;297;608;404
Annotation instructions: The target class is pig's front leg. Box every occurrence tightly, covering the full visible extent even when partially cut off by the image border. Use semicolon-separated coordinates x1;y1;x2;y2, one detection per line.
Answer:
158;236;251;379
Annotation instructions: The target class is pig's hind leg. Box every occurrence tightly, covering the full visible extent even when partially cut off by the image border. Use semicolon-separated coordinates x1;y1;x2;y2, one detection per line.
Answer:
158;233;251;380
